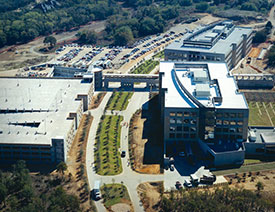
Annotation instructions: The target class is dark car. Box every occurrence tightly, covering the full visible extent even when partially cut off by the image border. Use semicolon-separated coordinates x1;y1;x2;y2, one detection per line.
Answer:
200;175;216;184
121;151;126;158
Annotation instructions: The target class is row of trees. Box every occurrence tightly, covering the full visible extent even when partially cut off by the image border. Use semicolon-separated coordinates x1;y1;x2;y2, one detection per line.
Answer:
159;186;274;211
0;0;274;47
0;160;80;212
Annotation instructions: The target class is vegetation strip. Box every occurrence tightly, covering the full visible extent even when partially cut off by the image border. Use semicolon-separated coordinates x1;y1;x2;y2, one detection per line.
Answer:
131;59;159;74
106;92;133;111
101;183;132;208
94;115;123;175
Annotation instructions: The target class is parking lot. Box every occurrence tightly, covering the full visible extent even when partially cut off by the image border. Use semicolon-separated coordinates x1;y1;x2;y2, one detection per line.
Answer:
164;156;227;191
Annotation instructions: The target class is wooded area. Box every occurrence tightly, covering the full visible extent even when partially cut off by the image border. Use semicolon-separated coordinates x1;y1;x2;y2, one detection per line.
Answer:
0;0;273;47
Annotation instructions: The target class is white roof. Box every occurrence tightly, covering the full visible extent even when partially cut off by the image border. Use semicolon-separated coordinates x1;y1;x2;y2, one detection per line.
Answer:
0;78;91;145
160;61;248;109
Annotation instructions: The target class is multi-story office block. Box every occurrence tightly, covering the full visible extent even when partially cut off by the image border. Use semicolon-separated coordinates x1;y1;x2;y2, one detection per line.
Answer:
159;62;249;167
0;78;93;164
165;20;253;70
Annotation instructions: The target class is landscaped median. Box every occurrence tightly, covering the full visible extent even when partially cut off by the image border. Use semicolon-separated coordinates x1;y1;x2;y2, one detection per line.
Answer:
131;59;159;74
106;92;133;111
101;183;133;211
94;115;123;175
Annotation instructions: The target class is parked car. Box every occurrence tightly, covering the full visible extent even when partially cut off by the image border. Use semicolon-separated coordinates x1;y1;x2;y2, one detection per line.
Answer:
200;175;216;184
184;179;192;188
170;164;175;171
179;152;185;157
176;181;182;189
121;151;126;158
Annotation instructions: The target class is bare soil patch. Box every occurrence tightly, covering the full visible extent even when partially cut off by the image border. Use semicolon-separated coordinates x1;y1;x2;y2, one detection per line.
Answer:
89;92;106;110
129;95;163;175
66;114;95;211
111;203;132;212
226;170;275;193
137;182;162;212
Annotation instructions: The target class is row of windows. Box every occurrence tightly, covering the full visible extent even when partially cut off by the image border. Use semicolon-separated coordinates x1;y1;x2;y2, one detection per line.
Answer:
0;146;51;151
170;112;197;117
0;151;52;156
170;126;196;132
216;134;242;140
170;118;197;125
216;113;244;119
215;127;243;133
216;120;243;126
169;133;197;139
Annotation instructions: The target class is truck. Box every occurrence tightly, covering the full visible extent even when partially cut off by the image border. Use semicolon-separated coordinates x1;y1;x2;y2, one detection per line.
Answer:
93;180;101;200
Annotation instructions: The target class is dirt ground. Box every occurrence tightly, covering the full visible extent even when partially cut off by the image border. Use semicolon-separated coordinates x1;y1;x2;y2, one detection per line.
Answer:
129;95;163;174
66;114;94;211
0;20;105;76
248;47;261;58
226;170;275;193
89;92;106;110
111;202;133;212
137;182;162;212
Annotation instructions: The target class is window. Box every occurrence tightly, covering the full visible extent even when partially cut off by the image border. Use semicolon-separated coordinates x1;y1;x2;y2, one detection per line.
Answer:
184;112;190;117
191;112;197;117
170;127;176;132
176;133;182;138
176;126;182;131
170;118;176;124
216;113;222;118
238;113;243;118
230;121;236;125
184;127;189;131
170;112;176;117
184;119;189;124
223;128;229;132
177;112;183;117
190;134;196;139
169;133;175;139
177;119;182;124
237;121;243;125
216;119;222;125
183;134;189;138
216;128;222;132
237;128;243;133
230;113;236;118
190;119;197;125
224;120;229;125
190;127;196;132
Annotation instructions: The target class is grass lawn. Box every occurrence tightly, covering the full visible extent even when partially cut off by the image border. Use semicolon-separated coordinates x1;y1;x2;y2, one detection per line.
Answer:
101;183;131;208
244;159;261;165
264;102;275;126
131;59;159;74
153;50;164;59
106;92;133;111
248;101;272;126
213;161;275;176
94;115;123;175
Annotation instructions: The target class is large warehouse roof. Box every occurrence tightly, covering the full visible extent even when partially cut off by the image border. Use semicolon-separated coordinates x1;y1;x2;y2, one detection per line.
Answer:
0;78;91;145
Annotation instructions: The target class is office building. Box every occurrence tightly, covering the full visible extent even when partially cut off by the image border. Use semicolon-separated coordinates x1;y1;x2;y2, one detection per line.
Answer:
165;20;253;70
159;61;249;167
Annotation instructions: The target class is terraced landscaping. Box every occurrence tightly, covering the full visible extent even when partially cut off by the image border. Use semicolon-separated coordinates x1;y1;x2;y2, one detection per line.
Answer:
248;101;275;126
94;115;123;175
106;92;133;111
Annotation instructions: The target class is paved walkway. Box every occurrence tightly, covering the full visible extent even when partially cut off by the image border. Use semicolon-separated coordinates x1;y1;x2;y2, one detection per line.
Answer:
86;92;164;212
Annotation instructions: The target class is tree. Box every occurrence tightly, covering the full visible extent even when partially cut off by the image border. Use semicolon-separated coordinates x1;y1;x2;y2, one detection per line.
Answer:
0;183;7;206
255;181;264;196
76;30;97;44
43;36;57;48
265;45;275;67
196;2;209;12
56;161;67;176
114;26;134;46
265;21;273;34
252;30;267;43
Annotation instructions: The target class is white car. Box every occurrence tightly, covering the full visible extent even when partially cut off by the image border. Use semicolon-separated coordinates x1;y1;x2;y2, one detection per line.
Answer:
184;179;192;188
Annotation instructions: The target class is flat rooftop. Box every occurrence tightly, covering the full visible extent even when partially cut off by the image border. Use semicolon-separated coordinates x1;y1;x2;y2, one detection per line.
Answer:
166;21;252;56
160;61;248;109
247;128;275;144
0;78;91;145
